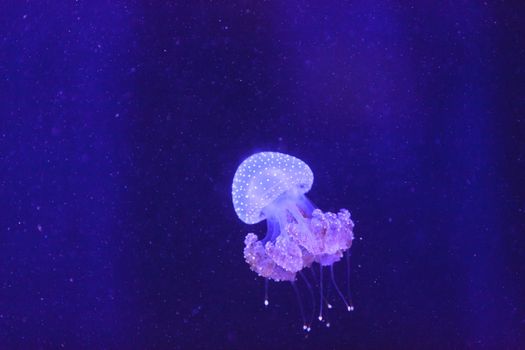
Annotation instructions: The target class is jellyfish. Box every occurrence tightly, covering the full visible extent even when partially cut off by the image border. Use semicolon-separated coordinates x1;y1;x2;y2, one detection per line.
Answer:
232;151;355;331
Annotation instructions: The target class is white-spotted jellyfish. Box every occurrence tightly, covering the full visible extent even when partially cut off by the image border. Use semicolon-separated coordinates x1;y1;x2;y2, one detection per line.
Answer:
232;151;355;331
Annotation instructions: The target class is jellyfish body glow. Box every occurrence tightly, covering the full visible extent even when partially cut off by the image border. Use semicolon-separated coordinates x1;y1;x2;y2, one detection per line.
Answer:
232;152;355;329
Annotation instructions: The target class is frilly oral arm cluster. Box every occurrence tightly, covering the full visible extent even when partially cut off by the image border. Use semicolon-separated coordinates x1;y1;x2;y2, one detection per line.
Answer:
243;208;354;281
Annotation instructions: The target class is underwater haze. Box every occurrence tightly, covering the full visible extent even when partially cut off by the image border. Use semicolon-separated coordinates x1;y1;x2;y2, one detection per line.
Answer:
1;1;524;349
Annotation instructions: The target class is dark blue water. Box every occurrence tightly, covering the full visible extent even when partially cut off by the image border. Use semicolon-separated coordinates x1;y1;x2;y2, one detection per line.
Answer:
1;2;524;349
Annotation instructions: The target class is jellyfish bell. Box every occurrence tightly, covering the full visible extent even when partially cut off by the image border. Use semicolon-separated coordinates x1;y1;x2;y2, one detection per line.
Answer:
232;151;356;330
232;151;314;225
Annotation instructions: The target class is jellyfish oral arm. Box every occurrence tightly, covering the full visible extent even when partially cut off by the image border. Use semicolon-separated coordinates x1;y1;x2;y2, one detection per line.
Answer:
243;199;355;282
243;233;296;282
